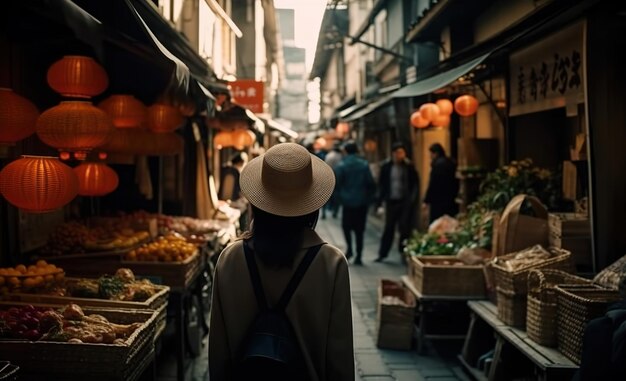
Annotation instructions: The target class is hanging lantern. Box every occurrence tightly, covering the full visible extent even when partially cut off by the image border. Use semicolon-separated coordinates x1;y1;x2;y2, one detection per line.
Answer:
0;88;40;145
232;129;256;150
99;129;145;154
454;95;479;116
98;95;146;128
410;111;429;129
0;156;78;213
336;122;349;137
419;103;440;121
146;104;184;133
432;114;451;127
363;139;377;153
36;101;114;153
435;99;454;115
47;56;108;98
74;162;119;196
213;131;233;149
313;137;327;151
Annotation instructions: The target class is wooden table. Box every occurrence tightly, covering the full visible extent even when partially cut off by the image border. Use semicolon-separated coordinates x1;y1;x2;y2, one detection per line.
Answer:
460;300;578;381
401;275;485;354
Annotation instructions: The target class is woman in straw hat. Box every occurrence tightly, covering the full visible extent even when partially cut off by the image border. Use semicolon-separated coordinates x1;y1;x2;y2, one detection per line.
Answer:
209;143;354;380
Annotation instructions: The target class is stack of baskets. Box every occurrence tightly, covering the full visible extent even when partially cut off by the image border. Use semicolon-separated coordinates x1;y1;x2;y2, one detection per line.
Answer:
555;286;622;364
526;269;593;346
491;247;573;327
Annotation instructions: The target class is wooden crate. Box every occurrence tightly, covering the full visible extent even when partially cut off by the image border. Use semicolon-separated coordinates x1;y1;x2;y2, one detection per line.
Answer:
377;279;415;350
548;213;590;237
43;254;124;278
408;256;486;297
0;301;157;381
2;281;170;340
120;250;202;289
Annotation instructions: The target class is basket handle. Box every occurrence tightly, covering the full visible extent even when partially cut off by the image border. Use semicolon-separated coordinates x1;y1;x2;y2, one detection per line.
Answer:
498;195;548;255
528;269;545;296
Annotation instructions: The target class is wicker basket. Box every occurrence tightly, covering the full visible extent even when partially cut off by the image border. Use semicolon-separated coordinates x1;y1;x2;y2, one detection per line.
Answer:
526;269;593;346
496;287;527;327
555;286;622;364
492;247;573;295
0;302;157;380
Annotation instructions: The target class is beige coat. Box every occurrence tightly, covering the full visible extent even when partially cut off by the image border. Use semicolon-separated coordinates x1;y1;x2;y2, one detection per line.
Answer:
209;229;355;381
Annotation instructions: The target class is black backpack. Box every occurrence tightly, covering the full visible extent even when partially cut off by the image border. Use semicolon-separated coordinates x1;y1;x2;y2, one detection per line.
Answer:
233;242;323;381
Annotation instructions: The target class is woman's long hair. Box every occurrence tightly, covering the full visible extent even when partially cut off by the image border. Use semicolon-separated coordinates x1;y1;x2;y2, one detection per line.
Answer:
241;206;319;267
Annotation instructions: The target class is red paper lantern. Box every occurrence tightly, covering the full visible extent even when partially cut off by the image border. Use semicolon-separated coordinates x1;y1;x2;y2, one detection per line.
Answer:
431;114;451;127
0;88;40;145
99;129;145;154
435;99;454;115
363;139;377;153
454;95;479;116
410;111;429;128
232;129;256;150
36;101;114;153
146;104;184;133
47;56;108;98
0;156;78;213
74;162;119;196
419;103;440;121
213;131;233;149
98;95;146;128
336;122;349;136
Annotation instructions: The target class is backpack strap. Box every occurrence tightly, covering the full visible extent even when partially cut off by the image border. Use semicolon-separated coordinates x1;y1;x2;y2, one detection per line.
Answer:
243;240;269;312
275;244;323;312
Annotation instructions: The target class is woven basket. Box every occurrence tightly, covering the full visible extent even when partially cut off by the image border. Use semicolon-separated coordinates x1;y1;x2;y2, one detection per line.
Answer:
492;247;573;294
526;269;593;347
555;286;622;364
496;287;527;327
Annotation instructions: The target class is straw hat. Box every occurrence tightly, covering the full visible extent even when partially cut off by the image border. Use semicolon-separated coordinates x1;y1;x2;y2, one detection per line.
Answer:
239;143;335;217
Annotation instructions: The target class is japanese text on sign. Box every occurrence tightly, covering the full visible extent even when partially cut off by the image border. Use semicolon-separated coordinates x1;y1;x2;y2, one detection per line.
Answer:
230;80;264;114
509;21;584;116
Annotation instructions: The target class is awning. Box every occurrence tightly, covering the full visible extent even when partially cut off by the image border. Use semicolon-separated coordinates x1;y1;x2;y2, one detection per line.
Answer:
392;53;490;98
343;93;394;122
337;98;376;120
265;119;298;139
204;0;242;38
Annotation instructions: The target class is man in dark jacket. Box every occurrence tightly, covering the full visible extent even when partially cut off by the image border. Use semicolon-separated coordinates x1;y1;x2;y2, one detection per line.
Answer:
423;143;459;223
335;141;376;265
375;142;419;262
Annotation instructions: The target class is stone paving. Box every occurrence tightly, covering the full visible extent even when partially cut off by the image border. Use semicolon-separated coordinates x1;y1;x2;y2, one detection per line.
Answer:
157;213;468;381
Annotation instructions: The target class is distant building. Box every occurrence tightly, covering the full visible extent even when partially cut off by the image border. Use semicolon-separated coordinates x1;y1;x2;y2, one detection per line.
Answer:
277;8;308;132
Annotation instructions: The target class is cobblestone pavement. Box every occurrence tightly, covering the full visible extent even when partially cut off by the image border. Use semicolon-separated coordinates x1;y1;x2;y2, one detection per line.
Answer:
157;212;469;381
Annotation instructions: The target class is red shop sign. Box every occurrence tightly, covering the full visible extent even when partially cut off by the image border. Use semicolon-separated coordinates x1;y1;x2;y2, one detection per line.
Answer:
230;79;264;113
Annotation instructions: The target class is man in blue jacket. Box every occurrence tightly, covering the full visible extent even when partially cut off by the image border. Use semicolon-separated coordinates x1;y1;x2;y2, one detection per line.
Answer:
335;141;376;265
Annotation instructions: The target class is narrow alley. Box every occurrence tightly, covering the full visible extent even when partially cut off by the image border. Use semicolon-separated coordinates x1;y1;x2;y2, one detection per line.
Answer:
158;213;467;381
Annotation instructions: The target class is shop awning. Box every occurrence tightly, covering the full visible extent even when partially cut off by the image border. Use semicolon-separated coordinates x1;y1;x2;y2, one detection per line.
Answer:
392;53;490;98
343;93;394;122
204;0;243;38
337;98;376;120
265;118;298;139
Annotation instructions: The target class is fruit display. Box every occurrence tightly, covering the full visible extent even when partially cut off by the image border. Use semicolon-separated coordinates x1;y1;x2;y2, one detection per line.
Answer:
0;260;64;293
125;234;196;262
40;221;150;255
0;303;141;344
58;268;158;302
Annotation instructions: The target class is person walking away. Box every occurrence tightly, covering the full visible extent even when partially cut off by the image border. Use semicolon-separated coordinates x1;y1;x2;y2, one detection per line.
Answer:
218;151;249;228
334;141;375;265
375;142;419;262
209;143;354;381
423;143;459;223
322;142;343;219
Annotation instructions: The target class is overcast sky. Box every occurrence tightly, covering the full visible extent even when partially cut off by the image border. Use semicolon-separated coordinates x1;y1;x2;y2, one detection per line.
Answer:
274;0;327;72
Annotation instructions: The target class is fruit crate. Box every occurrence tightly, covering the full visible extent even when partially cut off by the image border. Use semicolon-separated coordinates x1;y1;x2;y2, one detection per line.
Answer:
3;281;170;340
408;256;486;297
120;250;203;290
0;301;157;381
